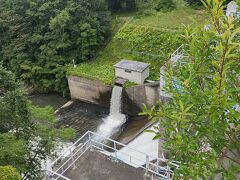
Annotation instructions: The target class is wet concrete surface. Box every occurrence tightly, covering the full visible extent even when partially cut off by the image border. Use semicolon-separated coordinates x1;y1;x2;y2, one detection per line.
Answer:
64;150;149;180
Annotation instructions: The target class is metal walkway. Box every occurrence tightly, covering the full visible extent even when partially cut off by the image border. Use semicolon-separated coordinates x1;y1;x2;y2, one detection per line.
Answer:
45;131;179;180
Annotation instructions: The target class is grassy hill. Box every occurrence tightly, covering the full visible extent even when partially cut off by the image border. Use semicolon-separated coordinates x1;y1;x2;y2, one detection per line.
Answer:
68;8;208;85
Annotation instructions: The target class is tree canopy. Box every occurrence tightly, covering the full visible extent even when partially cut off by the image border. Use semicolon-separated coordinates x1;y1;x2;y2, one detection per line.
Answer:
107;0;137;12
0;66;75;179
0;0;111;96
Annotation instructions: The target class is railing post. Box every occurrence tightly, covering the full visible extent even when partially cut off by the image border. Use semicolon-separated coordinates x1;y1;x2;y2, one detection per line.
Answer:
114;141;117;159
167;165;171;179
156;158;160;175
145;155;149;176
44;165;49;180
70;148;76;169
88;132;92;149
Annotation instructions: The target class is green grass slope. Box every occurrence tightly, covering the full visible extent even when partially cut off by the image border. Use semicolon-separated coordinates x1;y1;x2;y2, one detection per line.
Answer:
68;8;208;85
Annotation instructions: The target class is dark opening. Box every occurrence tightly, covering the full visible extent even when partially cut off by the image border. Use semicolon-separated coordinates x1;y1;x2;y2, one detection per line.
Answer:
125;69;132;73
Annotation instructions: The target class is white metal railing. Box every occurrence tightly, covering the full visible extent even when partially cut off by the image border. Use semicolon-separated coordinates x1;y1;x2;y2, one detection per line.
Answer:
46;131;179;180
160;45;188;98
170;44;186;64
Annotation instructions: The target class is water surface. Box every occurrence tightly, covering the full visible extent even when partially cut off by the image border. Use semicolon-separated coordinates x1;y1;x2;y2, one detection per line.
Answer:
29;94;69;110
29;94;150;143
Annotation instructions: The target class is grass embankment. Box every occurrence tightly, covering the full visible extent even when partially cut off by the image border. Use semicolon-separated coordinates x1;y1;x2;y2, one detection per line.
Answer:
68;8;208;85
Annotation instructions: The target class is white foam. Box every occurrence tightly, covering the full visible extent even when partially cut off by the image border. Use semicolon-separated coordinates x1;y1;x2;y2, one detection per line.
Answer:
97;86;126;138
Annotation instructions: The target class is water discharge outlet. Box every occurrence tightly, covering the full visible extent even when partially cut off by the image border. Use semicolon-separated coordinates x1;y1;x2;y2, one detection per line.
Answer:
97;85;126;139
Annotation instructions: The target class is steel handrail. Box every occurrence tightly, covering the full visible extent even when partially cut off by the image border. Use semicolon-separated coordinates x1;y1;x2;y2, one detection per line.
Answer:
47;131;179;180
54;140;90;173
89;131;168;163
46;169;71;180
171;44;184;58
90;131;179;167
50;131;89;167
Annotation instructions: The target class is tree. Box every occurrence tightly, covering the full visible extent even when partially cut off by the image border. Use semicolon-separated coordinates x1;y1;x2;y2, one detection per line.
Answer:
0;0;111;96
0;166;21;180
107;0;123;11
154;0;176;12
126;0;137;11
143;0;240;178
106;0;137;12
0;66;76;179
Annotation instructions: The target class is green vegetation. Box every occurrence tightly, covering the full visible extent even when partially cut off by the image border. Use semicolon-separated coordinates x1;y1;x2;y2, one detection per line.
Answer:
123;81;138;88
68;8;208;85
0;66;75;179
154;0;176;12
131;8;208;29
0;0;111;96
0;166;21;180
0;0;209;93
107;0;137;12
142;0;240;178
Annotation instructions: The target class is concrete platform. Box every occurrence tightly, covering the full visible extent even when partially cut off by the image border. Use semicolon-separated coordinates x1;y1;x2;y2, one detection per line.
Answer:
64;150;149;180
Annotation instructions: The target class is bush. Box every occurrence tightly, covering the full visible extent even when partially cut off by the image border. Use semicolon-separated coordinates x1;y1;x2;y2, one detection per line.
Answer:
155;0;176;12
184;0;202;9
126;0;137;11
116;25;182;59
0;0;111;96
0;166;21;180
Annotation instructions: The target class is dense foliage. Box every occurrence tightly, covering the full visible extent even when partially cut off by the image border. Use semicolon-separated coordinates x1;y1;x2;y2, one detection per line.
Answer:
143;0;240;178
0;0;111;96
116;24;182;61
107;0;137;12
0;66;75;179
184;0;203;8
69;23;183;85
154;0;176;12
0;166;21;180
68;7;207;85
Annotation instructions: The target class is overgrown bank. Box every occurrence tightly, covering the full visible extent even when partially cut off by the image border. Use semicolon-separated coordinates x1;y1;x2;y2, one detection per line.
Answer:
68;8;208;85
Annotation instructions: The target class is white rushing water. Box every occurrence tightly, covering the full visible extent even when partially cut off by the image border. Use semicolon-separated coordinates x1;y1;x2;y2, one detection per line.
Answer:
97;86;126;138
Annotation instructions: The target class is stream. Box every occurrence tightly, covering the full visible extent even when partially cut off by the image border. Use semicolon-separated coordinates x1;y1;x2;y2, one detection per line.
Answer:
29;94;150;144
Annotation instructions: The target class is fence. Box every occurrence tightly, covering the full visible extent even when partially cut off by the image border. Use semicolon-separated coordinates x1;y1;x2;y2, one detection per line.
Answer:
45;131;179;180
160;44;188;98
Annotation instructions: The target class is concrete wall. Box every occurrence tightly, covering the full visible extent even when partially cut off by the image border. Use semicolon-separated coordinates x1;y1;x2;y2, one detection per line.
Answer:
67;76;160;116
67;76;112;107
115;68;149;84
123;81;159;115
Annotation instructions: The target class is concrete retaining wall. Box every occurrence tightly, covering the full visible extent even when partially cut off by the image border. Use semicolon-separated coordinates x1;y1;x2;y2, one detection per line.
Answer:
123;82;160;115
67;76;160;116
67;76;112;107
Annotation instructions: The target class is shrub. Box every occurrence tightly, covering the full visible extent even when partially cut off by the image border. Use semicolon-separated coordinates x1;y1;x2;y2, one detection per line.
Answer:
155;0;176;12
0;166;21;180
126;0;137;11
184;0;203;9
116;25;182;59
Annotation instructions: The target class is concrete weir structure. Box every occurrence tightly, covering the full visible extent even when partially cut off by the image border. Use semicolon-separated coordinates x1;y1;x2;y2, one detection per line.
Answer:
67;76;160;116
114;60;150;84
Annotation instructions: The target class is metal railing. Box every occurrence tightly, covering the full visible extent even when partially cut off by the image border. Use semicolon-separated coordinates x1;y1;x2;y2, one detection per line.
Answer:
46;131;179;180
170;44;186;64
160;44;188;98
